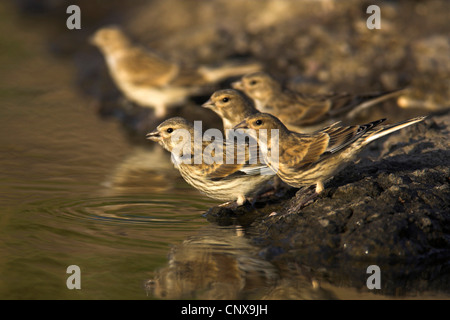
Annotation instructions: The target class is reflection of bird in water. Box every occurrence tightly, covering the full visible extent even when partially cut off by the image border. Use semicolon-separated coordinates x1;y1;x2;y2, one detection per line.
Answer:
90;25;262;118
145;225;333;299
101;146;178;196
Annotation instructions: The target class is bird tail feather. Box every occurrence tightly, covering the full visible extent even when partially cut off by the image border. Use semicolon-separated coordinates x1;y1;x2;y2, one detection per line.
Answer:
347;88;408;118
364;116;426;144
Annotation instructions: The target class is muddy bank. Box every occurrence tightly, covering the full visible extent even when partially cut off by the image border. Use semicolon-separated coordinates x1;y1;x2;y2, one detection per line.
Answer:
206;110;449;295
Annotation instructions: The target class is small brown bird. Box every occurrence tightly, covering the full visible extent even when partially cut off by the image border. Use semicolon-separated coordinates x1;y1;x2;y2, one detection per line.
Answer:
202;89;259;137
202;89;289;194
234;113;426;195
146;117;273;206
90;26;261;118
232;72;406;132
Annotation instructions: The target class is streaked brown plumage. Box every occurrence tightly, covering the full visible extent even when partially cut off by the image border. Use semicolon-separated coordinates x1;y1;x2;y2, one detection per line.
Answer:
146;117;273;205
90;26;261;118
202;89;289;193
202;89;259;137
232;72;406;132
234;113;426;194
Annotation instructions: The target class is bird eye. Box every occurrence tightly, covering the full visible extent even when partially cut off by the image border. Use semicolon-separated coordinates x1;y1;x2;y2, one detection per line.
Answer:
255;120;263;126
166;128;173;133
222;97;229;103
250;80;258;85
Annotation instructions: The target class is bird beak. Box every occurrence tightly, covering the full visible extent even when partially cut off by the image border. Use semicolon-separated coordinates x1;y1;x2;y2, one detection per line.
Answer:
146;130;160;141
231;80;244;90
201;99;214;109
234;120;249;130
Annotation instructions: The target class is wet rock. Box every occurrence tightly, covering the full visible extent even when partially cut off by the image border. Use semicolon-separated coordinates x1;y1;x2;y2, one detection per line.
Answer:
204;111;450;295
211;111;450;295
204;187;298;227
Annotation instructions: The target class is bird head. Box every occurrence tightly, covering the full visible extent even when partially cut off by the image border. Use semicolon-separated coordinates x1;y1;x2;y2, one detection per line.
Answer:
89;25;130;52
202;89;258;127
231;72;279;102
234;113;284;131
146;117;194;152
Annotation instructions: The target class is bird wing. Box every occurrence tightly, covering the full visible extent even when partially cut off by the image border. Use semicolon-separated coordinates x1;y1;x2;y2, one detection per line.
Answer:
117;47;179;87
202;141;272;180
320;92;357;116
294;91;375;118
202;162;246;180
281;133;330;169
320;125;363;153
190;139;270;181
275;92;332;126
277;91;392;127
170;67;207;86
327;89;406;118
280;119;385;170
320;118;386;154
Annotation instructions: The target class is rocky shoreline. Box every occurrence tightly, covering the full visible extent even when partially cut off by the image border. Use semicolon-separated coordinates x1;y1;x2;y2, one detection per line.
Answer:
205;110;449;295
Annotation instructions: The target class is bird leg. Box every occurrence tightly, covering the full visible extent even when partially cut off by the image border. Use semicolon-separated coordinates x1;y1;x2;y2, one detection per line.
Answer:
236;195;246;206
218;195;247;209
315;181;324;194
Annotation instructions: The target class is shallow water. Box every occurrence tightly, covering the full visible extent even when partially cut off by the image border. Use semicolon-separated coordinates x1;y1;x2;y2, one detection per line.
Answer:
1;2;316;300
0;4;219;299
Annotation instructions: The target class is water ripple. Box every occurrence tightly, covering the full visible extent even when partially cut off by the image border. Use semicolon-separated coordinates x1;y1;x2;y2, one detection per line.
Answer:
25;194;211;227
